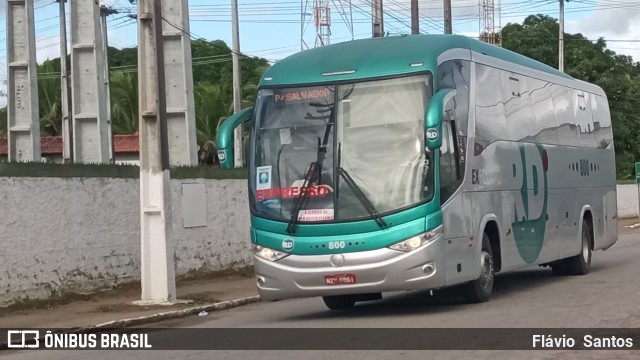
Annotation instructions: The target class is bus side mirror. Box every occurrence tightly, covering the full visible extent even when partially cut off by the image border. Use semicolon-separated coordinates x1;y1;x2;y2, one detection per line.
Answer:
216;107;254;169
425;89;456;150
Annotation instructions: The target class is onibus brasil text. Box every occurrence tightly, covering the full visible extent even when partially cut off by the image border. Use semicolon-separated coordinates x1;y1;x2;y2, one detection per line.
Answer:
10;331;152;349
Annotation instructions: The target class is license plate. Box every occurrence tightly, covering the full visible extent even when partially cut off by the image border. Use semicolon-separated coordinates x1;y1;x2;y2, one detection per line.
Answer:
324;273;356;285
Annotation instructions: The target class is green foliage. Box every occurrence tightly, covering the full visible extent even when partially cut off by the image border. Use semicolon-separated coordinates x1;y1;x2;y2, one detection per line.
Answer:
0;107;6;137
502;15;640;179
37;59;62;136
110;71;138;135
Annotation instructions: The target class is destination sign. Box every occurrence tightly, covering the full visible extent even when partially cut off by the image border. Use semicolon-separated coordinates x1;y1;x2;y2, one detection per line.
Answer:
273;88;331;104
256;185;333;201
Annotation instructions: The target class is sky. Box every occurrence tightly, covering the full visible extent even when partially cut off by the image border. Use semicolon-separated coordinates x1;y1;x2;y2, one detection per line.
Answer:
1;0;640;108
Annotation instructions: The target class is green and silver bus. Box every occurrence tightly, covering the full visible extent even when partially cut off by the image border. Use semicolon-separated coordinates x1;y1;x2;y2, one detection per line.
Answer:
217;35;618;310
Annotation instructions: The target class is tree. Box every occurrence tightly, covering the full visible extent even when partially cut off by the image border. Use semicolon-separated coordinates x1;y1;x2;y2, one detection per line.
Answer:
110;71;138;135
193;82;231;164
37;59;62;136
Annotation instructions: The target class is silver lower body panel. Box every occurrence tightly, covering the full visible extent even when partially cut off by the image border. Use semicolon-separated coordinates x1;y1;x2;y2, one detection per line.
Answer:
255;238;445;301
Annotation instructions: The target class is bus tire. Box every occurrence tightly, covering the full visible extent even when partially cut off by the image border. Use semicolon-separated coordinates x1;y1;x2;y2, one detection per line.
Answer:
566;218;592;275
322;295;357;310
551;218;592;276
464;233;495;303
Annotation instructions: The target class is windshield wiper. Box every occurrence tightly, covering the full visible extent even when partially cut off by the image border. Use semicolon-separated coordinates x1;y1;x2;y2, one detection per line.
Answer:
286;103;335;234
338;167;388;229
286;161;317;234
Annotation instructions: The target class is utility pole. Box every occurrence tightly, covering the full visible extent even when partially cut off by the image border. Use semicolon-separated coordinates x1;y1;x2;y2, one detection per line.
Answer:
6;0;40;162
372;0;384;37
231;0;243;167
444;0;452;34
559;0;565;72
136;0;176;304
160;0;198;166
57;0;72;163
100;5;117;164
411;0;418;35
69;0;110;164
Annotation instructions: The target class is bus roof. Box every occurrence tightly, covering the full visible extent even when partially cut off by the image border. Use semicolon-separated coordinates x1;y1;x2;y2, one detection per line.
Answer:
259;34;574;87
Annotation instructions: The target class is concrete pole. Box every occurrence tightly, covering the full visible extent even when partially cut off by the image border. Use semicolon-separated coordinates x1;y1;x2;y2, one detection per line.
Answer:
69;0;110;164
99;6;115;164
372;0;384;37
231;0;244;168
411;0;418;35
559;0;564;72
161;0;198;166
6;0;40;162
57;0;73;163
444;0;452;34
136;0;176;304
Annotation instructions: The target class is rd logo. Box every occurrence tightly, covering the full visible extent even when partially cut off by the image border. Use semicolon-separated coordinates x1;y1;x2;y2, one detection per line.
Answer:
511;144;549;263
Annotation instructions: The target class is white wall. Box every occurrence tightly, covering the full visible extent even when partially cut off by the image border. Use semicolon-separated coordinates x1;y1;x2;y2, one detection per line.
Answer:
0;177;251;306
617;184;640;219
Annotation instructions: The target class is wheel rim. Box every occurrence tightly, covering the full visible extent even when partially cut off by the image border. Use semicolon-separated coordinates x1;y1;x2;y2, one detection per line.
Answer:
582;226;590;262
480;251;494;289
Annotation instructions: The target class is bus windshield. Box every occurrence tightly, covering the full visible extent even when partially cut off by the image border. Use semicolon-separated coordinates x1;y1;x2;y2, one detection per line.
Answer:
250;74;433;223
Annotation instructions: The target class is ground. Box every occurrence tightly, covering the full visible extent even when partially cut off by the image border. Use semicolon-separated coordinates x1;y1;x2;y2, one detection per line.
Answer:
0;271;257;328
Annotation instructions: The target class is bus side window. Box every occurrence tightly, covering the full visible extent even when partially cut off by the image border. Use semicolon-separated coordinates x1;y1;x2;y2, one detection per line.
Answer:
437;60;469;204
440;116;461;204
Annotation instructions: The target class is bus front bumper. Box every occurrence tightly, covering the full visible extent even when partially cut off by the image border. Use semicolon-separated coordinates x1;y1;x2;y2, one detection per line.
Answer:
254;237;445;301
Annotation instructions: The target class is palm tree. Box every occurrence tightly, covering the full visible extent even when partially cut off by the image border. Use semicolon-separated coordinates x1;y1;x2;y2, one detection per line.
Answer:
110;71;139;134
194;82;232;164
37;60;62;136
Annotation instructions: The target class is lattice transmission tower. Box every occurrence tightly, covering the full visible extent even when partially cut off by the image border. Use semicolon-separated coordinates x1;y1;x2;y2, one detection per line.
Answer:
479;0;502;46
301;1;354;50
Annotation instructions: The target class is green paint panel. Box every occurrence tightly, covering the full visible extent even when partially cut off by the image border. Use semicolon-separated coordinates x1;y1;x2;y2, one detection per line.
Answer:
251;202;442;237
636;162;640;184
253;211;443;255
259;34;572;88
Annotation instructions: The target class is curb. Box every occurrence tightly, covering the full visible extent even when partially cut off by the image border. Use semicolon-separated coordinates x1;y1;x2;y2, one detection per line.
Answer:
90;295;261;329
0;295;260;349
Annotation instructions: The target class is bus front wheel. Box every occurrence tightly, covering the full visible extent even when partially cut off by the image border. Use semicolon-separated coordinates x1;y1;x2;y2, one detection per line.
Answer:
463;233;495;303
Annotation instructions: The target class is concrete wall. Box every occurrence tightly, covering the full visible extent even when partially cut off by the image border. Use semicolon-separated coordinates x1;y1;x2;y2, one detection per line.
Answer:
617;184;640;219
0;177;251;306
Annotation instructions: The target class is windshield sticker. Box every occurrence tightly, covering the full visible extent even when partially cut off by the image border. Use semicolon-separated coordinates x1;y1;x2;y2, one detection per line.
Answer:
297;209;334;222
256;166;272;190
274;88;331;104
279;128;292;145
256;184;333;201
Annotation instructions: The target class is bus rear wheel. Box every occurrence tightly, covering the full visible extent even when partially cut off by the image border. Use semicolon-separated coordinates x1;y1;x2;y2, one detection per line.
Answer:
322;295;357;310
553;218;592;276
464;233;495;303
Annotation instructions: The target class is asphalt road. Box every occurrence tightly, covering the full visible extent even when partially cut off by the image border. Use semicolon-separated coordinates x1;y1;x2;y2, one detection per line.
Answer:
3;231;639;360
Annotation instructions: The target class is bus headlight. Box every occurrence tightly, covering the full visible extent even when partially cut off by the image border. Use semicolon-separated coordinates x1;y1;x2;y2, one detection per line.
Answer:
252;244;290;262
388;226;443;252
